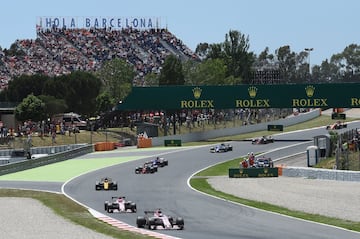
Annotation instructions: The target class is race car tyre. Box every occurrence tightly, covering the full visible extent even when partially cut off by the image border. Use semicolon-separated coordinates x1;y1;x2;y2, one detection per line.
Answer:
130;203;137;212
176;217;184;230
136;216;146;228
104;202;109;211
148;218;156;230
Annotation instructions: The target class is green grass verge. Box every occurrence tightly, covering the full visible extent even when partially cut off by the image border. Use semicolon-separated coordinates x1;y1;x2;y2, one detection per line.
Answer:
190;176;360;232
0;189;154;239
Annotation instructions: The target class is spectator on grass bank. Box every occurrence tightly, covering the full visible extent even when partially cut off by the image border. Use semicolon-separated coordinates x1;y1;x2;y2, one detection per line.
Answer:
52;131;56;144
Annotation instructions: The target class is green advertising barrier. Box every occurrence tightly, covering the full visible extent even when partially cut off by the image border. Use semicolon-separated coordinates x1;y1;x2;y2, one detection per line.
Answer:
229;168;279;178
267;124;283;131
116;83;360;110
164;139;182;146
331;113;346;120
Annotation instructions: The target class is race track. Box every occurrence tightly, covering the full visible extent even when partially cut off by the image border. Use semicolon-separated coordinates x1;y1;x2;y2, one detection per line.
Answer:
63;122;360;239
1;121;360;239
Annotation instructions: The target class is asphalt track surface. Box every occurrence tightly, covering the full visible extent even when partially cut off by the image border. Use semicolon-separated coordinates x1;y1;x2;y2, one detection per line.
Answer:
1;121;360;239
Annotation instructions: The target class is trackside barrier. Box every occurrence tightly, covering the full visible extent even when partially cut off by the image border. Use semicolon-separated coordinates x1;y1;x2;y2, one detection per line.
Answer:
281;166;360;182
0;144;94;176
94;142;116;151
0;144;88;157
151;109;321;147
229;168;279;178
137;138;152;148
164;139;182;146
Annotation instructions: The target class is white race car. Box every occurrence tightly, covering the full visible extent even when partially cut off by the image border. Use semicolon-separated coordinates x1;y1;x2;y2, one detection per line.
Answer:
104;196;137;213
136;209;184;230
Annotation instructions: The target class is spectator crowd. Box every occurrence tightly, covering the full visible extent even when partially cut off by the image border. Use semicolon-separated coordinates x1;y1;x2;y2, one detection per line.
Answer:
0;27;199;88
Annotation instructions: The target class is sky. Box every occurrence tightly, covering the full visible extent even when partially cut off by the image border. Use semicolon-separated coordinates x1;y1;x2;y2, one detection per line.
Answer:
0;0;359;66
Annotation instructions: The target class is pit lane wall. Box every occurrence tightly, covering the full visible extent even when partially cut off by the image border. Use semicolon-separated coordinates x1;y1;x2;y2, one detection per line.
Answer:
281;166;360;182
151;109;321;146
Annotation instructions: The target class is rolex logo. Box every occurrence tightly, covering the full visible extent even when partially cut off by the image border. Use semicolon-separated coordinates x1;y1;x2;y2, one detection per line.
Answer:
264;168;268;174
192;87;202;99
305;85;315;97
248;86;258;98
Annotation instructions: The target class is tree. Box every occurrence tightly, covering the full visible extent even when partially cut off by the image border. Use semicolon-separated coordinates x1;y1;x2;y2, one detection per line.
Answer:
95;91;114;114
37;95;68;119
187;58;228;85
95;58;135;103
158;55;185;85
196;30;255;84
329;44;360;82
222;30;254;81
195;42;211;60
15;94;46;122
275;45;297;83
143;72;160;86
65;71;102;116
3;74;49;102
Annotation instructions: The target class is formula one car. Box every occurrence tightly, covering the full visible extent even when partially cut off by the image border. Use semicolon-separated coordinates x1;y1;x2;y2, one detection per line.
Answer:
210;143;233;153
255;156;274;168
136;209;184;230
135;161;158;174
151;157;168;167
104;196;137;213
251;135;274;144
95;177;118;190
326;121;347;130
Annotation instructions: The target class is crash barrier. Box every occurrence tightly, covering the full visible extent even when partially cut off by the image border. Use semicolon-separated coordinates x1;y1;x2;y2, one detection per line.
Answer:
229;168;279;178
164;139;182;147
94;142;116;151
137;138;152;148
277;164;285;176
0;159;10;165
281;166;360;182
0;144;88;157
267;124;283;131
0;144;94;176
151;109;321;147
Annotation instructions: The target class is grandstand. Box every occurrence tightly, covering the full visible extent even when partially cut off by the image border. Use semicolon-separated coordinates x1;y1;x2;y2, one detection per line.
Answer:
0;27;199;89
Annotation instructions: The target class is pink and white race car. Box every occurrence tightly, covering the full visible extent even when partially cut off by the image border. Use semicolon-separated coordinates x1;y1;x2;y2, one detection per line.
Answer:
104;196;137;213
136;209;184;230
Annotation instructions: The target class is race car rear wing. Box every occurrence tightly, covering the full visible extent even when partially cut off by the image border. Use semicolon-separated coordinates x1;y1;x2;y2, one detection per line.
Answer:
111;196;125;199
144;210;159;214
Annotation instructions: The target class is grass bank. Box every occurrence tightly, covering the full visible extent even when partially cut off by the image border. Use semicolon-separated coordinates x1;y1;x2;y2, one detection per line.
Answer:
189;152;360;232
0;189;153;239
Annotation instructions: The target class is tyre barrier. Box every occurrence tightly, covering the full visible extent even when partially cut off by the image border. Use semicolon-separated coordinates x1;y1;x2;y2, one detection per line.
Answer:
94;142;116;151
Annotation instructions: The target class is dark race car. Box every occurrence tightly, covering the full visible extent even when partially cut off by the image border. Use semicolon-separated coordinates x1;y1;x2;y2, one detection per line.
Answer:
95;177;118;190
326;121;347;130
136;209;184;230
252;136;274;144
104;196;137;213
210;143;233;153
151;157;168;167
255;156;274;168
135;161;158;174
